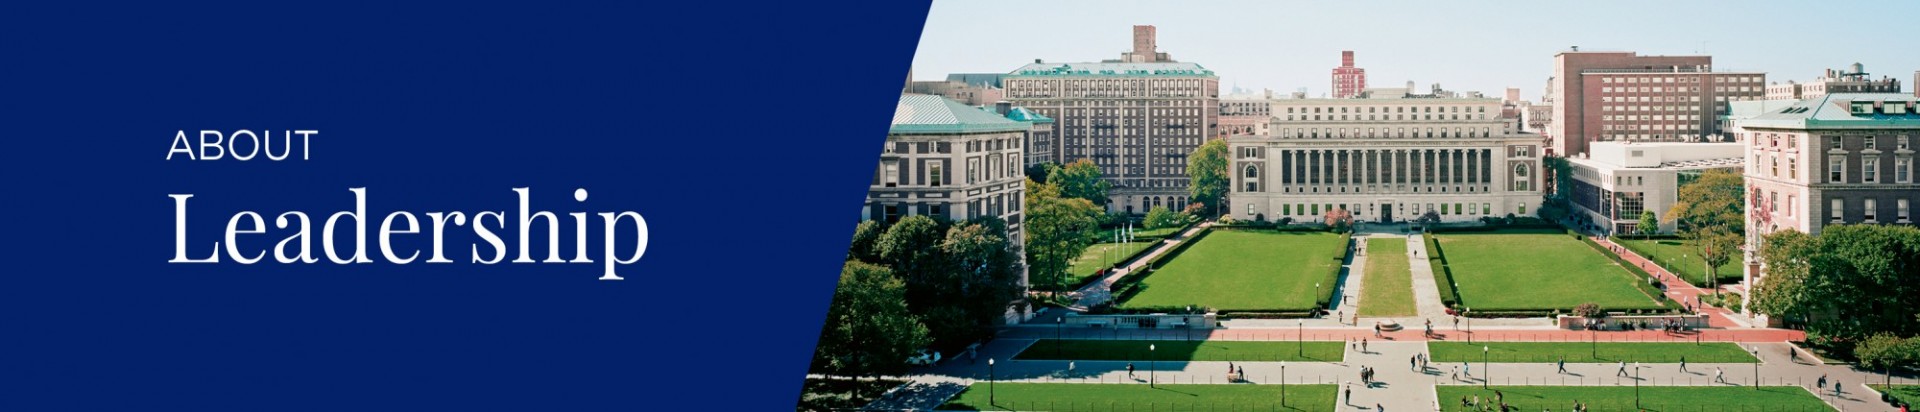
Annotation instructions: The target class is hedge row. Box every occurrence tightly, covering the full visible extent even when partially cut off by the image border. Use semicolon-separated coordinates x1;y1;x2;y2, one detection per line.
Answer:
1578;235;1685;312
1108;228;1214;302
1315;232;1352;310
1218;311;1318;319
1428;224;1566;234
1425;233;1460;309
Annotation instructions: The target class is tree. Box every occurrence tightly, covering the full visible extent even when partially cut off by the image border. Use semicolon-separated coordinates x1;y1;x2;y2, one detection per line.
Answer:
1143;206;1180;230
1416;210;1441;226
1187;139;1230;216
1665;169;1745;293
1049;159;1111;206
1324;207;1354;232
1023;178;1102;295
1855;334;1920;376
1637;211;1660;239
1752;225;1920;343
847;220;883;262
1025;163;1058;184
1749;229;1821;321
874;215;947;287
811;260;930;379
934;218;1025;345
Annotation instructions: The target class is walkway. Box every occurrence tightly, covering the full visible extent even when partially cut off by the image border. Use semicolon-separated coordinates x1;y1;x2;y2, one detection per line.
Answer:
888;336;1897;411
1066;222;1211;310
1403;232;1453;322
1591;237;1750;329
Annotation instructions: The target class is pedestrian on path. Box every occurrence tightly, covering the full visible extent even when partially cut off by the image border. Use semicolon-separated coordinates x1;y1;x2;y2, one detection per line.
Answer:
1817;374;1827;392
1557;357;1566;374
1713;367;1725;383
1451;366;1459;381
1126;362;1135;379
1376;403;1383;412
1337;310;1344;325
1834;380;1843;396
1678;356;1687;373
1616;361;1628;377
1343;382;1352;405
1362;338;1369;353
1373;323;1382;338
1409;355;1416;371
1464;361;1472;377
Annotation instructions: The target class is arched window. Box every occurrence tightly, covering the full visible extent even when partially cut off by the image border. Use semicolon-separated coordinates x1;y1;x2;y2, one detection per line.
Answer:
1515;163;1531;177
1244;164;1259;178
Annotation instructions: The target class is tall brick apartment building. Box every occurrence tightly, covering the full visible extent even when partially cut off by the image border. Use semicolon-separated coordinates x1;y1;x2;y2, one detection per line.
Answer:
1002;25;1218;214
1549;51;1766;157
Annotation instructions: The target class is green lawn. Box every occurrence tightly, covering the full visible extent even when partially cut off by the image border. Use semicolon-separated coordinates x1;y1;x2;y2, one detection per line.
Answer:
1870;385;1920;408
1122;230;1345;311
943;383;1338;411
1100;225;1186;241
1428;342;1760;363
1067;242;1157;286
1617;238;1743;287
1015;339;1345;362
1436;232;1664;311
1358;237;1415;317
1436;386;1831;412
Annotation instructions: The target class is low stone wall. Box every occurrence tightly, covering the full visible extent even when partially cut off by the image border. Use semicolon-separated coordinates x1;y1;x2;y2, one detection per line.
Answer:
1557;314;1709;330
1063;312;1217;329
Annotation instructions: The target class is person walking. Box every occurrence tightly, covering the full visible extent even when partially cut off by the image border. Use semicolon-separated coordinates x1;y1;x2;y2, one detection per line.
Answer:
1713;367;1725;384
1451;366;1459;381
1679;356;1687;373
1362;338;1369;353
1557;356;1566;374
1126;362;1135;379
1068;361;1075;377
1464;361;1472;377
1616;361;1628;377
1343;382;1352;405
1376;403;1384;412
1834;380;1843;396
1817;374;1827;391
1410;355;1417;371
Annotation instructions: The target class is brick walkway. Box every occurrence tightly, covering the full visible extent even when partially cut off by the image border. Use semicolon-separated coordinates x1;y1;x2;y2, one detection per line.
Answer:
1001;324;1805;343
1590;237;1750;328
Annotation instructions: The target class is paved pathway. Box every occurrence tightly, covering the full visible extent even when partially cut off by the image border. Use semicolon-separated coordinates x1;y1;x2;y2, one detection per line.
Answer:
1066;223;1211;310
887;337;1902;411
1403;233;1452;323
1592;237;1750;328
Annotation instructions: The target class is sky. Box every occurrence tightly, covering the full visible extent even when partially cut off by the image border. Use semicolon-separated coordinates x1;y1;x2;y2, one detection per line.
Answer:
909;0;1920;102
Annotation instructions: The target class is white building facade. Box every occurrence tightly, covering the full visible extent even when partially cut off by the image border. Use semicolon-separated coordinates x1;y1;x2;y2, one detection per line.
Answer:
1565;141;1745;235
1228;93;1546;223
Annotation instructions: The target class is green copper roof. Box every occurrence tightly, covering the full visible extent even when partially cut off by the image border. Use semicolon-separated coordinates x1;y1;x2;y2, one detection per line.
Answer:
1004;107;1053;124
890;94;1029;135
1006;62;1215;78
1736;93;1920;130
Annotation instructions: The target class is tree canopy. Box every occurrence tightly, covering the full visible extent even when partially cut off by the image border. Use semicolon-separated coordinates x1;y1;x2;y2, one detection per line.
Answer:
1049;159;1111;206
1186;139;1230;216
849;214;1027;348
1752;225;1920;344
810;261;930;378
1024;178;1102;293
1666;169;1745;290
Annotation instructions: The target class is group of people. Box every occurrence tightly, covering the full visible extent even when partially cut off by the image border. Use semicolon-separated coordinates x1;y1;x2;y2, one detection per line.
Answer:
1408;352;1431;371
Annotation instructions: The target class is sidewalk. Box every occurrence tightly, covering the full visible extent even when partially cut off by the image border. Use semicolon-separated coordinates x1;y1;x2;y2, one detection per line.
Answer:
1591;237;1750;328
1067;222;1211;310
999;325;1805;343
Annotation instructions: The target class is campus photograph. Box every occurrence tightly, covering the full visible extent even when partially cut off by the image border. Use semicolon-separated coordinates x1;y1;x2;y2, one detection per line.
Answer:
800;2;1920;411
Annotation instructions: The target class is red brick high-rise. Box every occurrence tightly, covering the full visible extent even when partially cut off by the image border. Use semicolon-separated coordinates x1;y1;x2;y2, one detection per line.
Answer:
1331;51;1367;99
1549;50;1766;157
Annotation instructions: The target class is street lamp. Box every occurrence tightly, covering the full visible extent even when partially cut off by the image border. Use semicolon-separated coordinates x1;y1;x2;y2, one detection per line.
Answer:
1634;362;1642;408
1297;320;1304;357
1466;307;1473;344
987;358;997;406
1281;361;1288;406
1149;344;1157;388
1315;282;1322;311
1482;346;1490;389
1751;346;1760;390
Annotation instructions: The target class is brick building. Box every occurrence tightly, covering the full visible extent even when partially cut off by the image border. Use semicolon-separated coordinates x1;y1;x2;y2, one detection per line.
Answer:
1331;51;1367;99
1002;25;1218;214
1549;51;1766;157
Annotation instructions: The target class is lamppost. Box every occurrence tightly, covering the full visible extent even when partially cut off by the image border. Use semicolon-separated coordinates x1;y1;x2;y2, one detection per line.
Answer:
987;358;997;406
1185;305;1193;342
1634;362;1642;408
1149;344;1157;388
1590;323;1597;358
1751;346;1760;390
1314;282;1322;311
1280;361;1288;406
1297;320;1304;357
1466;307;1473;344
1482;346;1490;389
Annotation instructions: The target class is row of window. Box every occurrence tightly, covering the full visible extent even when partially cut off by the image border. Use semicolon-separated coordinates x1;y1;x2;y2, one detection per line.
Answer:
1604;114;1702;121
1285;105;1489;114
1277;127;1496;139
1601;76;1762;84
1829;198;1911;224
1257;202;1525;217
877;153;1022;188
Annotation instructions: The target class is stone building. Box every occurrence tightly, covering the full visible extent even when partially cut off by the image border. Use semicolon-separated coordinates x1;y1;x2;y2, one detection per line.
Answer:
1564;141;1744;235
868;94;1028;253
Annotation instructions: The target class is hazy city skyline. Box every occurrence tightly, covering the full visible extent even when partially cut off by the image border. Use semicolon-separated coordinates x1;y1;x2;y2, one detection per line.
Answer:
910;0;1920;102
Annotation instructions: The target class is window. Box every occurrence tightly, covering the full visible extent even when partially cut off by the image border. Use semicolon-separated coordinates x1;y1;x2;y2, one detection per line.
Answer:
1866;158;1878;183
884;162;899;187
1832;198;1844;222
1866;137;1877;151
1902;158;1913;183
1788;158;1798;179
1866;198;1878;222
1771;156;1778;177
1831;157;1845;182
1831;138;1842;150
929;164;942;187
1902;199;1911;222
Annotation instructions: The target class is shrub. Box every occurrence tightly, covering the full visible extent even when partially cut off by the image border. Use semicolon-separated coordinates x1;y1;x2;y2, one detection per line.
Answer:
1573;302;1604;318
